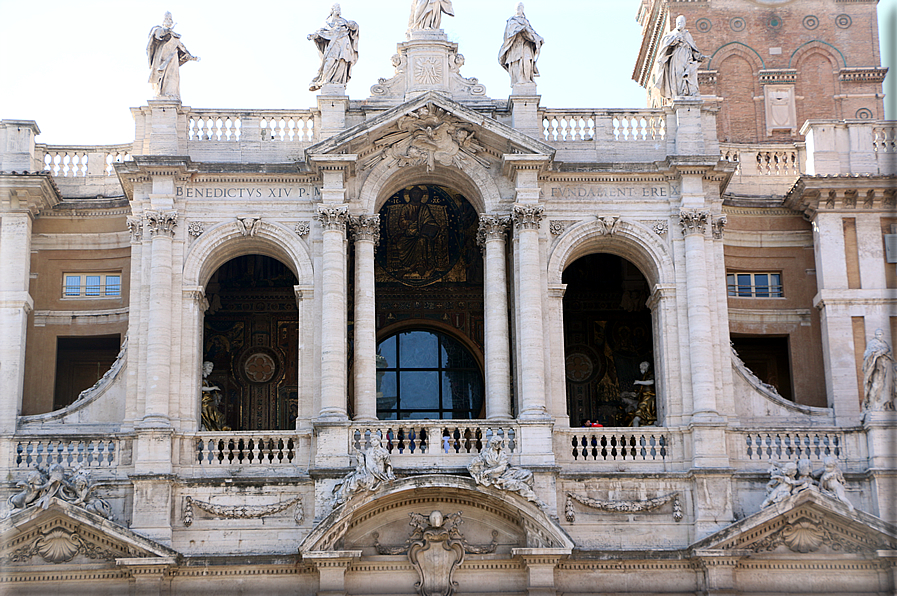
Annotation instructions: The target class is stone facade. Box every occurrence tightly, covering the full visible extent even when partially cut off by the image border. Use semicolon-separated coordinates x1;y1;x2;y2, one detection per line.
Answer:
1;2;895;595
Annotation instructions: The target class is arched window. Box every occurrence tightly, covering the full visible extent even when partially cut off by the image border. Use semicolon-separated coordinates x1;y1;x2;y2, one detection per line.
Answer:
376;329;484;420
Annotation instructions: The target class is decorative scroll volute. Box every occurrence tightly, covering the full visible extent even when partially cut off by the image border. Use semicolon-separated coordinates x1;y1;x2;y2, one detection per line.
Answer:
145;210;179;238
316;204;350;232
511;204;544;231
678;209;709;236
349;214;381;246
476;214;510;249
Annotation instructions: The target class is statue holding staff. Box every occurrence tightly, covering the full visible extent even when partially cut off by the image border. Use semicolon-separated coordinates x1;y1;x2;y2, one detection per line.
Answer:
498;3;543;87
308;3;360;91
147;12;199;99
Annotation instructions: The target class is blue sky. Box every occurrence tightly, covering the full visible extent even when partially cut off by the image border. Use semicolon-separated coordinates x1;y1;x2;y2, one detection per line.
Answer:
0;0;892;145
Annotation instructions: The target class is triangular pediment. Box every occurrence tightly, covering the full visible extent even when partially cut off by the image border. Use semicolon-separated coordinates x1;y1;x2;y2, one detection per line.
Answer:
306;91;555;167
1;498;178;566
691;487;897;556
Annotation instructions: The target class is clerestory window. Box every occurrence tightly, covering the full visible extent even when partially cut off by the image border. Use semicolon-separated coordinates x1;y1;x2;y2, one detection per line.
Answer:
376;329;484;420
727;272;783;298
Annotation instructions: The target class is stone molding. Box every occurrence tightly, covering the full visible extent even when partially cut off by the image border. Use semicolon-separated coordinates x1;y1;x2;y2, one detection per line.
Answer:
511;204;544;231
145;210;178;238
315;204;349;232
349;214;381;246
678;209;710;236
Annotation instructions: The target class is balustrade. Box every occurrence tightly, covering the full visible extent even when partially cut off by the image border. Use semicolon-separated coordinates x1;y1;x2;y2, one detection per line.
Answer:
720;144;800;177
350;422;518;456
39;145;132;177
193;433;298;465
563;430;668;462
188;114;242;141
540;110;665;143
14;437;121;468
873;125;896;153
739;431;844;461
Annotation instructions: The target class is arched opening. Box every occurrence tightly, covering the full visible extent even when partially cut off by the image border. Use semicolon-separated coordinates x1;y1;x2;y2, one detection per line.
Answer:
563;253;655;428
364;184;485;420
202;254;299;431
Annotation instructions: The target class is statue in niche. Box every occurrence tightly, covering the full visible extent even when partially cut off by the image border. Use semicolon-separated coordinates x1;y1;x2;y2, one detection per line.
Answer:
653;15;706;99
147;12;199;99
332;436;395;507
308;3;360;91
498;3;543;87
467;436;544;507
201;361;230;432
862;329;896;412
408;0;454;31
628;360;657;427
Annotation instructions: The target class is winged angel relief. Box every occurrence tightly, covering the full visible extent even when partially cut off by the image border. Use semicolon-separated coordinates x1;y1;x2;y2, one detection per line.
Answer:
363;105;491;173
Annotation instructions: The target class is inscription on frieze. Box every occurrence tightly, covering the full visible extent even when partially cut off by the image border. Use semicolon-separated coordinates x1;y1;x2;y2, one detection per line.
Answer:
548;185;670;200
176;185;320;199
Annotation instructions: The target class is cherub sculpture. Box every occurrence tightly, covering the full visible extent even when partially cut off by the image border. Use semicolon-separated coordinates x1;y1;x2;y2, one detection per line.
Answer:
467;435;544;507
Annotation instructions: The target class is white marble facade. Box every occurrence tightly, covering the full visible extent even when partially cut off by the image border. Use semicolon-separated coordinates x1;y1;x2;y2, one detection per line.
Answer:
1;8;896;596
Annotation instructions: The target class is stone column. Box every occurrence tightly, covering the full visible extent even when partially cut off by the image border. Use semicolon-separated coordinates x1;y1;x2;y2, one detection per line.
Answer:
0;211;34;434
304;550;362;596
513;204;548;419
679;210;719;419
546;284;568;424
143;210;178;426
182;287;207;428
350;215;380;422
478;215;512;420
316;203;350;421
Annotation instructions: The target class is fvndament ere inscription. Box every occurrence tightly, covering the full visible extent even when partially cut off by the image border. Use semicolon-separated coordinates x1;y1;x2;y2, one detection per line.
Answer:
549;185;670;199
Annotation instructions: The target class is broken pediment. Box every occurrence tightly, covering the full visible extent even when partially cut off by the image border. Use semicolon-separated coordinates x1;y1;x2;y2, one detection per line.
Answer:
305;92;555;171
300;474;573;557
1;498;178;567
691;487;897;556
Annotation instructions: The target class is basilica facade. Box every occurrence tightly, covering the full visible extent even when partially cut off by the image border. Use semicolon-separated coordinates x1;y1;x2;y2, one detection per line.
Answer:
1;0;895;594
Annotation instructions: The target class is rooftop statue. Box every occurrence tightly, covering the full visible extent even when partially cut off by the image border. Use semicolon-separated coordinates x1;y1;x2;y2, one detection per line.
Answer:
498;3;543;87
308;3;360;92
862;329;896;412
408;0;454;31
147;12;199;100
653;15;706;99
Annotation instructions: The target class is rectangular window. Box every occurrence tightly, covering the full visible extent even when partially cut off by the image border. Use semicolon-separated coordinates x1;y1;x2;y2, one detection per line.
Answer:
62;273;122;298
727;272;782;297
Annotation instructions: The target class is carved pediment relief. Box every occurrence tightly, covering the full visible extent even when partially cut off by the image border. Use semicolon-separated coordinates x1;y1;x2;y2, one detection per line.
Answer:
305;92;555;171
1;499;178;566
299;474;573;556
691;488;897;557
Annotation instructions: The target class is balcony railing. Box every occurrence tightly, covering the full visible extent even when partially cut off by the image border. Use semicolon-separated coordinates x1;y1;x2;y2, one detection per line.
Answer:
37;144;133;177
720;143;800;177
13;436;125;468
185;110;318;143
350;422;518;456
540;109;666;143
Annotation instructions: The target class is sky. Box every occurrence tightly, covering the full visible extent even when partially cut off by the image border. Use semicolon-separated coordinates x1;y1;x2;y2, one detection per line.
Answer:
0;0;893;146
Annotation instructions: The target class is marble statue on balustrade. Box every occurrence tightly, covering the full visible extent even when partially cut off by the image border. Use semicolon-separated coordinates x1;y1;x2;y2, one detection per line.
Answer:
653;15;706;99
628;360;657;427
862;329;896;412
467;436;544;507
308;3;360;92
498;3;543;88
332;437;396;507
201;361;230;432
408;0;454;31
147;12;199;99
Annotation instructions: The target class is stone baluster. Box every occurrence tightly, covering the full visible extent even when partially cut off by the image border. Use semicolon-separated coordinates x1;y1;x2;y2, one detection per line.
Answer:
512;204;548;419
478;215;512;420
350;214;380;422
316;203;350;421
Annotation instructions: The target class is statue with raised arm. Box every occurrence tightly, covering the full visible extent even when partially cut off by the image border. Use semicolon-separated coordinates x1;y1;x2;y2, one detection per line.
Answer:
147;12;199;99
498;3;543;87
862;329;896;412
408;0;454;31
653;15;706;99
308;3;360;91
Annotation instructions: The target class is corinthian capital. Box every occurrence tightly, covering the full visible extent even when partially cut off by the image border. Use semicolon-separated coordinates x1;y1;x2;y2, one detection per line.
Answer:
145;210;178;238
476;214;510;249
511;204;544;231
126;216;144;243
678;209;709;236
712;215;727;240
315;204;349;232
349;214;381;246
